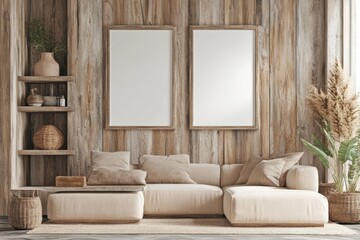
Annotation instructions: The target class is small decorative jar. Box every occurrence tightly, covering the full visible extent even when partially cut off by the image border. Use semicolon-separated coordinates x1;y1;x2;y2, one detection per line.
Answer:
27;88;44;107
34;52;60;76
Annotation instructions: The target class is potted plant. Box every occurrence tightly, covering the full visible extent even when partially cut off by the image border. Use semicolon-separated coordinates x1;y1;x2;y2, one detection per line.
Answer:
28;18;66;76
301;59;360;223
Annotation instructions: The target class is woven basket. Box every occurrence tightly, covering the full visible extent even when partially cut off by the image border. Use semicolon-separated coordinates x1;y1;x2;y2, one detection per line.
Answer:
319;183;336;199
8;191;42;230
33;125;64;150
328;192;360;223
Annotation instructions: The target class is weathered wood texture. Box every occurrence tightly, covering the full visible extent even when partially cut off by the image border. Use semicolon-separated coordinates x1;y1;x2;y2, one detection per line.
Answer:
269;0;297;156
99;0;328;169
28;0;68;186
296;0;326;182
0;0;347;215
0;0;29;216
0;0;12;216
67;0;103;176
103;0;190;164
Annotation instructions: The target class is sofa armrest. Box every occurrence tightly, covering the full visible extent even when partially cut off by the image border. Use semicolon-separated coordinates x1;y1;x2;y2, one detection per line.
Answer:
286;165;319;192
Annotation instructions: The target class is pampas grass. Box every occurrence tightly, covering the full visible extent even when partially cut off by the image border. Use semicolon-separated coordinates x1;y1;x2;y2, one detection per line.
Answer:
306;59;360;142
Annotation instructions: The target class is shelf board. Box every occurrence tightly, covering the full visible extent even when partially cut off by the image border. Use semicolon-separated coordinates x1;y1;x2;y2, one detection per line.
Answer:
11;185;146;192
18;76;74;83
18;150;75;156
18;106;74;113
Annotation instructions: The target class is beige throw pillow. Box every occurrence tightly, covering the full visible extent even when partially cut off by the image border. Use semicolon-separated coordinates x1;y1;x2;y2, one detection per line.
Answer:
87;168;146;185
139;154;196;184
235;156;262;184
246;159;286;187
91;150;131;171
278;152;304;187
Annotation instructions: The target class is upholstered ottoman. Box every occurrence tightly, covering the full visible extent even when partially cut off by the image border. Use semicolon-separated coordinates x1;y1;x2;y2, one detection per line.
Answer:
47;192;144;223
223;186;328;226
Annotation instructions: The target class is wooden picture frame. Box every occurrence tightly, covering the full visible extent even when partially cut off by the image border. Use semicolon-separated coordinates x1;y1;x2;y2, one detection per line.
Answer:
104;25;175;130
189;25;259;130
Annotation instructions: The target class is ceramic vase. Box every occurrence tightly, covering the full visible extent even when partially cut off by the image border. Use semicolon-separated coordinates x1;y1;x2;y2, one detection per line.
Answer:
27;88;43;107
34;52;59;76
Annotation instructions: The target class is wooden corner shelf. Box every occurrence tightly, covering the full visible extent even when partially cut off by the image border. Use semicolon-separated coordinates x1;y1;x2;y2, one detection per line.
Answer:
18;106;74;112
18;76;74;83
17;150;75;156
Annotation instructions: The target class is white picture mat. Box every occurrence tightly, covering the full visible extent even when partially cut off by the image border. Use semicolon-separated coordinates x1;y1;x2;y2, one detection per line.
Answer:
192;29;255;127
109;29;172;127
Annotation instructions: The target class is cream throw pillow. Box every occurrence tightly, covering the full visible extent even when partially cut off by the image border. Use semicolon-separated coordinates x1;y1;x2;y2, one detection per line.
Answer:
246;159;286;187
91;150;131;171
235;156;262;184
139;154;196;184
87;168;146;185
278;152;304;187
235;152;303;185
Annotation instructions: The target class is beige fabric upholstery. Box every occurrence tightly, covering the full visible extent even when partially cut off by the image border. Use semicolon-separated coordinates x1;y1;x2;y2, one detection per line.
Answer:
235;157;262;184
286;165;319;192
246;159;286;187
220;164;244;187
91;150;131;171
139;154;195;184
189;164;220;186
144;184;223;215
47;192;144;222
87;168;147;185
278;152;304;186
223;186;328;225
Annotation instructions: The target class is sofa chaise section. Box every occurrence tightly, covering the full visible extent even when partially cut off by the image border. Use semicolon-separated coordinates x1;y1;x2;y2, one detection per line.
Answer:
222;165;328;226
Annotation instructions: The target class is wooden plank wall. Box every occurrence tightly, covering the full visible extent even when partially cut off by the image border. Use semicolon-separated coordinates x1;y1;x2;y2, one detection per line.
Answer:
0;0;347;215
28;0;68;186
0;0;29;215
100;0;327;171
0;0;12;215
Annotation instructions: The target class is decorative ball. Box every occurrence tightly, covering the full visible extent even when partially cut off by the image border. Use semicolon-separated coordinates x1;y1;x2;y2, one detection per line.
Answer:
33;125;64;150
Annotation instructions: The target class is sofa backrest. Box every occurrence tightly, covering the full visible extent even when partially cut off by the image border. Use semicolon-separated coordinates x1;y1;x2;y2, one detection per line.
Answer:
220;164;244;187
189;163;220;186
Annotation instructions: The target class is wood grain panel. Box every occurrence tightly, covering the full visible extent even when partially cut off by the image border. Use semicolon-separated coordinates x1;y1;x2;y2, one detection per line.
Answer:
28;0;68;186
296;0;326;182
68;0;103;176
0;0;11;216
189;0;224;164
223;0;262;164
269;0;297;157
1;0;345;216
0;0;30;216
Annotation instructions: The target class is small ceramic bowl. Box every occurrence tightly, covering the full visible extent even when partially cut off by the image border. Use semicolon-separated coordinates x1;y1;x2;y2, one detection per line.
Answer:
43;96;58;106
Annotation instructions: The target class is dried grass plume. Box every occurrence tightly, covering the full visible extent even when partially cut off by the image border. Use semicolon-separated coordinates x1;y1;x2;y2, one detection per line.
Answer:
306;59;360;142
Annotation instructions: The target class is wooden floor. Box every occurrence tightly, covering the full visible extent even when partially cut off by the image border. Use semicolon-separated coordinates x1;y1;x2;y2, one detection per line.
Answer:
1;217;360;240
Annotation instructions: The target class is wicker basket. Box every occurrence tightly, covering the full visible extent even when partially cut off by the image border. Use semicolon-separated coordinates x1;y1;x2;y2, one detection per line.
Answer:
33;125;64;150
8;191;42;230
328;192;360;223
319;183;336;198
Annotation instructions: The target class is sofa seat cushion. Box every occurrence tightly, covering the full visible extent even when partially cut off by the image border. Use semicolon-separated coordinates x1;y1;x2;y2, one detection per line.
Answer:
47;192;144;222
144;184;223;215
223;186;328;226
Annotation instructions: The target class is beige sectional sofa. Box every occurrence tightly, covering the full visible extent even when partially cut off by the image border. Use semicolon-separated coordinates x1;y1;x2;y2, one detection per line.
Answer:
47;163;328;226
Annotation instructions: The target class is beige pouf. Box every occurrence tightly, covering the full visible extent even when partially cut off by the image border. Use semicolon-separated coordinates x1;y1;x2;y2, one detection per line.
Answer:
47;192;144;223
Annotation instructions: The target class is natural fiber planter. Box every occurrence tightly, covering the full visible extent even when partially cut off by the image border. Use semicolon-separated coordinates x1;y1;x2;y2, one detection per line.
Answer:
328;192;360;223
8;191;42;230
33;125;64;150
319;183;336;199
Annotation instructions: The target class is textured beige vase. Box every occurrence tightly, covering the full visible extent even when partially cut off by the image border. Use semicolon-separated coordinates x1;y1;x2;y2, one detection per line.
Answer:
34;52;59;76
